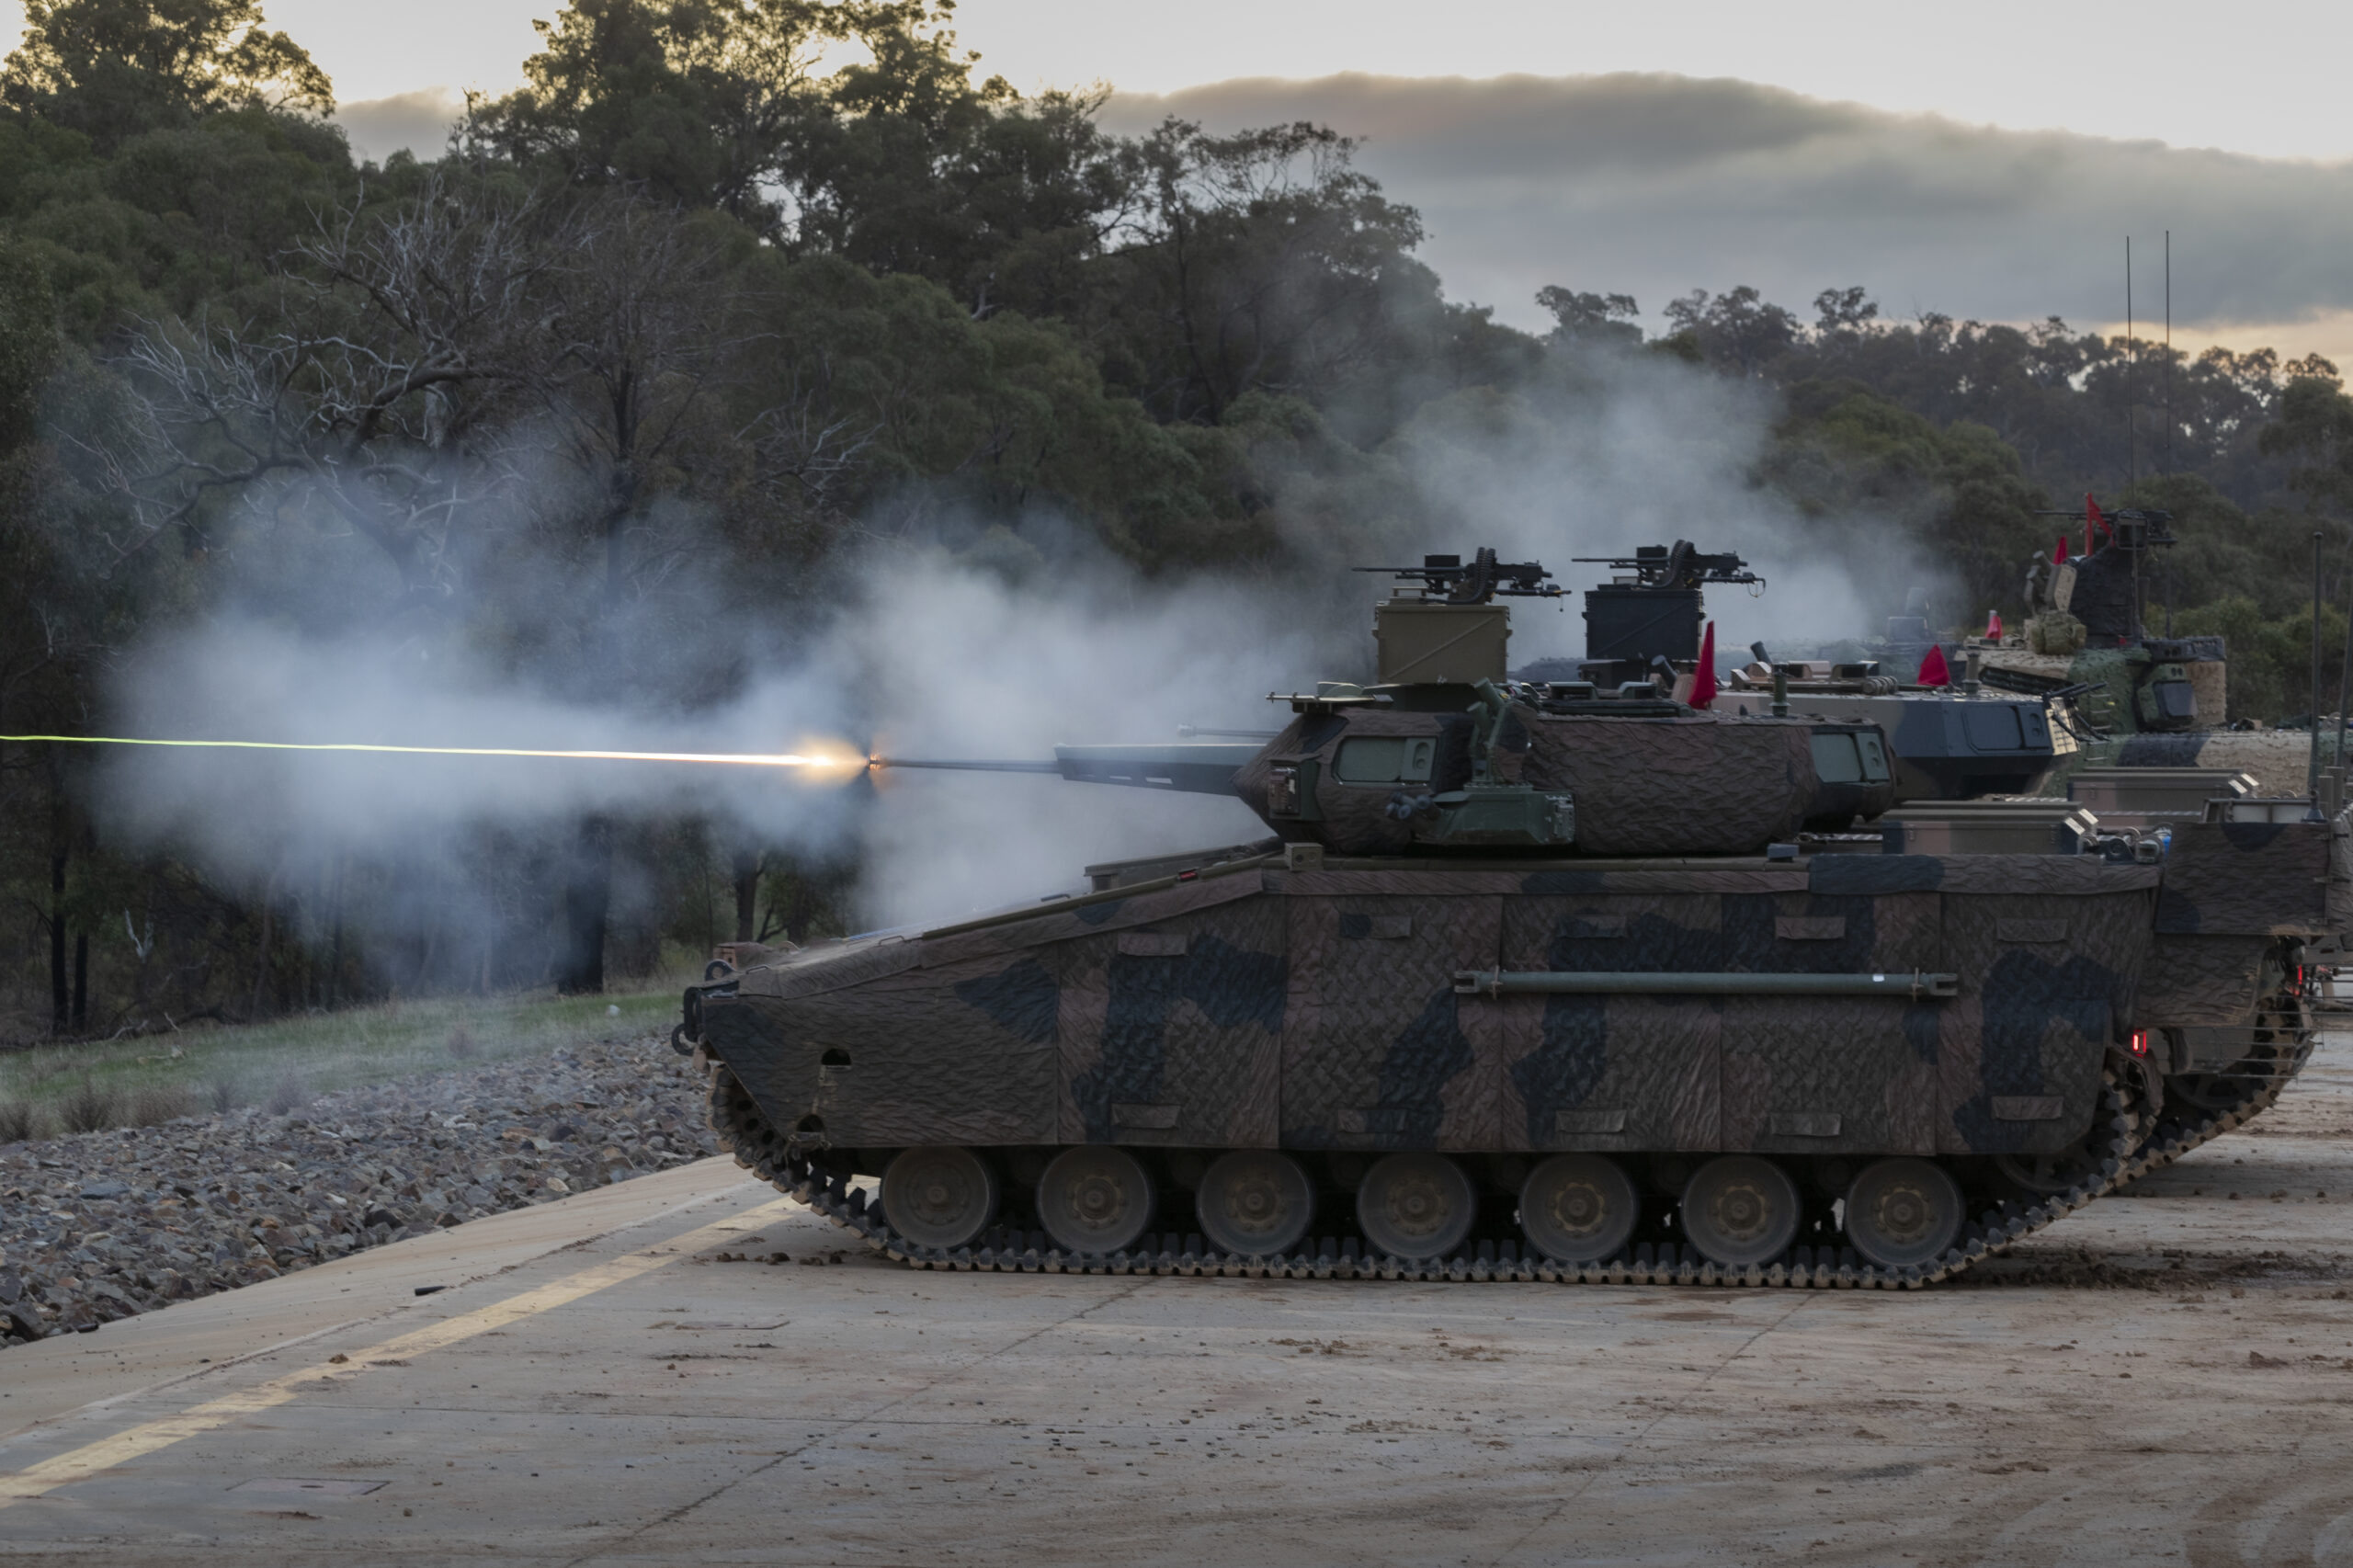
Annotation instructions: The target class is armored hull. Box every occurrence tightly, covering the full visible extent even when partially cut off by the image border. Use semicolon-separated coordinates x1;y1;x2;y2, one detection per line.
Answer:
687;844;2194;1288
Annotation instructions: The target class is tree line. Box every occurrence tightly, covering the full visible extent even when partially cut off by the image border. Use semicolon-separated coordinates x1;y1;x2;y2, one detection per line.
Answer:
4;0;2350;1041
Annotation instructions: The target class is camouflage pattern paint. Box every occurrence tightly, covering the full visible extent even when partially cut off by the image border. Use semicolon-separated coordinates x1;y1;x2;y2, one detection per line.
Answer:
697;854;2165;1167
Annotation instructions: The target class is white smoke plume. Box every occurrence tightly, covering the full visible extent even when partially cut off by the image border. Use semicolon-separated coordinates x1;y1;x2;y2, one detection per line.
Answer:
93;554;1317;938
1312;352;1942;668
92;354;1943;960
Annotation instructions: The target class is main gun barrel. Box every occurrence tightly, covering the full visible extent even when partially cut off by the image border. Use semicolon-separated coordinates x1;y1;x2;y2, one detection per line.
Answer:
869;757;1063;774
870;743;1260;797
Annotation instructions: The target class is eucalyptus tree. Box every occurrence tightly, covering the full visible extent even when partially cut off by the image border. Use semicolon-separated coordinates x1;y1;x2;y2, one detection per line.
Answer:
110;170;573;607
2;0;332;148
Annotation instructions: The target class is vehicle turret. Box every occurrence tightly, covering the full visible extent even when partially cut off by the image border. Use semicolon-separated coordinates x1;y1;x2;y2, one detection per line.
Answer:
875;548;1897;855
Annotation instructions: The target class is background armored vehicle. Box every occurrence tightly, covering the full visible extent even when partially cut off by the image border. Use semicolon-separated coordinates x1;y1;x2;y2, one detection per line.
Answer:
2048;766;2342;1185
677;550;2348;1290
1881;505;2343;1175
1539;533;2337;1187
1972;502;2342;797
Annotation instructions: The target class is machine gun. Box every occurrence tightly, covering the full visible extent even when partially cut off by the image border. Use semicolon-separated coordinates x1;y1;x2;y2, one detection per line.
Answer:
1572;541;1763;594
1352;547;1562;605
1554;540;1763;677
2034;502;2177;548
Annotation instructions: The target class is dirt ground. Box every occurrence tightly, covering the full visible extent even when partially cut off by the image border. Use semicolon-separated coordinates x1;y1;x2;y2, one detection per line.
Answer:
6;1037;2353;1565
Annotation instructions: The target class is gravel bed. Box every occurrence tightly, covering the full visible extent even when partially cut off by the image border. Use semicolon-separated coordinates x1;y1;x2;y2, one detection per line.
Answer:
0;1040;719;1348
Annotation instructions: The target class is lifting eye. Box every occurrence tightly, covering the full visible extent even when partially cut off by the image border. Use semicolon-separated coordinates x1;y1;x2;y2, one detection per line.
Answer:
821;1048;852;1067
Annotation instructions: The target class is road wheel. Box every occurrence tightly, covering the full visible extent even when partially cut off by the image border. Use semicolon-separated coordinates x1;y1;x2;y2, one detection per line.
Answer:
1356;1153;1475;1262
1518;1153;1639;1266
880;1146;999;1250
1680;1155;1800;1268
1038;1146;1155;1256
1196;1150;1315;1257
1844;1157;1964;1269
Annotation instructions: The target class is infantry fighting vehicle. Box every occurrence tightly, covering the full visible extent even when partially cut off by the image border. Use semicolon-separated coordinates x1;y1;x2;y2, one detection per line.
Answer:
1969;503;2339;795
1522;538;2333;1192
676;551;2348;1290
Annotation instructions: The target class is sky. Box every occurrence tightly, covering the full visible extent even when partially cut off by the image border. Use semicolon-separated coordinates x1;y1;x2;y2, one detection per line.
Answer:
10;0;2341;160
6;0;2351;358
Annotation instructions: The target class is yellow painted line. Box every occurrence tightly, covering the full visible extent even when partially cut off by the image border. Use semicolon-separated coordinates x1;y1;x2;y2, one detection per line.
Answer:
0;1196;799;1506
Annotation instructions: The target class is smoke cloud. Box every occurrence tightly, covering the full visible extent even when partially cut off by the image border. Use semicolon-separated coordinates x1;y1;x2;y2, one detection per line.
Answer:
1369;353;1910;667
98;619;864;868
843;560;1314;926
94;350;1931;965
94;553;1317;940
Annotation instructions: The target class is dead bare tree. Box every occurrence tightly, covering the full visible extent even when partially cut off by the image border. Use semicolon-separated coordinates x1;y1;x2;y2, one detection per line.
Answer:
111;172;584;601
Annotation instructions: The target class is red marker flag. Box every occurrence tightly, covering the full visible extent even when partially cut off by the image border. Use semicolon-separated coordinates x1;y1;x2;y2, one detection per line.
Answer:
1986;609;2003;640
1916;643;1950;687
2054;535;2068;566
2086;493;2111;552
1689;620;1718;710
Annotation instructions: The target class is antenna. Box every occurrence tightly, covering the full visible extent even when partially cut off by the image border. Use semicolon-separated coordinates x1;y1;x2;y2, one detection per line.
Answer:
2313;531;2327;801
2164;231;2174;473
2125;236;2136;490
2164;230;2174;627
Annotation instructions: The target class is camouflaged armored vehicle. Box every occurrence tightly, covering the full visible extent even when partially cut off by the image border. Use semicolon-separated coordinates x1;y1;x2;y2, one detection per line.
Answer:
677;550;2349;1290
1898;506;2342;1176
1972;501;2334;792
1535;535;2338;1193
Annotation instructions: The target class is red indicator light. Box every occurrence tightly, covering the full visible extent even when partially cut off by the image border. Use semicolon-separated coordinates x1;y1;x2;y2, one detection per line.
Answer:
2129;1029;2151;1057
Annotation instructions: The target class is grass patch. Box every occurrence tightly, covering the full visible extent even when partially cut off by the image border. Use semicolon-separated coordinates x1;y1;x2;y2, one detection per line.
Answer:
57;1075;121;1134
0;985;684;1134
0;1096;40;1143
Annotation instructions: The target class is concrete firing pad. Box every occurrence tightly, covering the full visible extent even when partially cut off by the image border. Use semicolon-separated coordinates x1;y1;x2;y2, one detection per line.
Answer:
6;1043;2353;1564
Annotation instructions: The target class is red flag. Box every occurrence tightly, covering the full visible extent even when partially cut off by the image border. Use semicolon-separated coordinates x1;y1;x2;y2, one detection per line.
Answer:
1916;644;1950;687
2054;535;2068;566
2086;493;2111;552
1689;620;1717;710
1986;609;2003;640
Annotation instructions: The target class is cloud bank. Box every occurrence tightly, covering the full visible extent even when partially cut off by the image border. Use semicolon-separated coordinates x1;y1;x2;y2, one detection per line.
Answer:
328;72;2353;356
339;88;462;165
1103;73;2353;353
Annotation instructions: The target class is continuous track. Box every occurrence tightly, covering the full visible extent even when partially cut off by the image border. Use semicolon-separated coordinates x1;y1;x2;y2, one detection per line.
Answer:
704;1062;2146;1292
2115;1009;2316;1188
